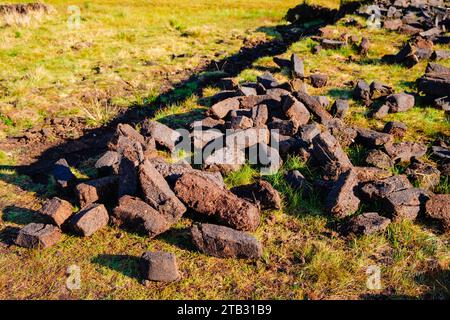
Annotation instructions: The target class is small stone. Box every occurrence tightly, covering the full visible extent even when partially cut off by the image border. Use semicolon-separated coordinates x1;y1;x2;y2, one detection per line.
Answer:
360;175;413;202
191;129;223;150
70;204;109;237
321;39;346;49
329;123;358;148
281;94;310;126
251;104;269;127
149;157;225;188
370;81;394;100
140;251;180;282
431;146;450;163
16;223;61;249
294;92;333;123
273;57;291;69
191;223;262;259
272;132;299;156
268;118;299;136
298;123;321;144
359;37;370;56
109;124;146;150
384;19;403;30
431;50;450;61
257;72;279;89
354;80;371;106
291;53;305;78
312;131;353;177
225;127;270;149
204;146;245;174
230;115;253;130
190;117;225;131
370;103;390;119
118;147;140;197
353;167;392;182
313;96;331;108
40;197;74;227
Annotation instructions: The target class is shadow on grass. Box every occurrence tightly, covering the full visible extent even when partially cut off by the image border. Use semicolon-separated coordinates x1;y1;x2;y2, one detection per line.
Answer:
2;205;43;225
92;254;141;280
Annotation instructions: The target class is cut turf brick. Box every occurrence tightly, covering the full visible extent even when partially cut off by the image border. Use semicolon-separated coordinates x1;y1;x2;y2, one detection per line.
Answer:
70;204;109;237
139;160;186;223
191;223;262;259
174;172;260;231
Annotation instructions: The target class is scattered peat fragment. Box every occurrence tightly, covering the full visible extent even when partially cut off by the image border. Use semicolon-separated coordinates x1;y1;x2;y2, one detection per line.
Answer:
16;223;62;249
174;172;260;231
191;223;262;259
140;251;180;282
113;196;170;238
70;204;109;237
230;180;281;210
9;0;450;289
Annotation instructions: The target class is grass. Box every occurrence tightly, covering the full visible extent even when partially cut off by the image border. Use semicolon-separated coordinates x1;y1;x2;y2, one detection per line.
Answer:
0;0;449;300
